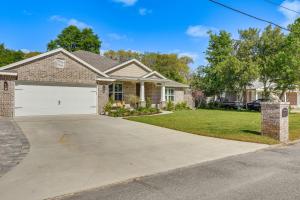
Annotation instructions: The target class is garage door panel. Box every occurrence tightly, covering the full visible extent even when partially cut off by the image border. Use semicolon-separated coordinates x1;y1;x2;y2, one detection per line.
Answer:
15;85;97;116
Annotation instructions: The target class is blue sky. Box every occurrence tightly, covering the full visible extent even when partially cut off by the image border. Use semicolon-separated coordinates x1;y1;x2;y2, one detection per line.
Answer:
0;0;299;70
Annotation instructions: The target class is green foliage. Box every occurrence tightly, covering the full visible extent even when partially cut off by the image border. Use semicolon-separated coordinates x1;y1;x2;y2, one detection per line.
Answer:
174;102;190;110
0;44;41;67
104;101;112;113
146;97;152;109
47;25;101;53
108;107;160;117
104;50;192;83
128;95;139;108
166;101;175;111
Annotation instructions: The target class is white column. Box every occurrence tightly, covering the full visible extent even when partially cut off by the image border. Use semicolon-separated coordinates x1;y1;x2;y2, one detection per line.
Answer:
284;92;287;102
140;81;145;102
161;84;166;102
255;90;258;100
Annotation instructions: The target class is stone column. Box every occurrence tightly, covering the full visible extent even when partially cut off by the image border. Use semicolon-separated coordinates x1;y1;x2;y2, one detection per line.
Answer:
97;84;109;115
139;81;145;107
160;83;166;108
261;102;289;143
0;75;16;117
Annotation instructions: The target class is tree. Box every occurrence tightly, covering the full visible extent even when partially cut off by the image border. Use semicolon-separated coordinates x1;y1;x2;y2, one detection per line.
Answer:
273;19;300;99
104;50;141;62
0;44;24;67
198;30;234;98
47;25;101;53
257;25;285;98
235;28;260;103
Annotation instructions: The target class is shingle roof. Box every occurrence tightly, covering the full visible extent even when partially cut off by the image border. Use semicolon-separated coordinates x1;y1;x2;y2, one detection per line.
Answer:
165;80;189;88
72;50;119;72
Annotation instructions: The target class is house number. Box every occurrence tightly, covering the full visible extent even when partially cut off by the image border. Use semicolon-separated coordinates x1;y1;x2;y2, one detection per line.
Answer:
282;108;288;118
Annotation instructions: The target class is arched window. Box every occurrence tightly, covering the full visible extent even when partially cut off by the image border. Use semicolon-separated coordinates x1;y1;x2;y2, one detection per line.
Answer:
4;81;8;91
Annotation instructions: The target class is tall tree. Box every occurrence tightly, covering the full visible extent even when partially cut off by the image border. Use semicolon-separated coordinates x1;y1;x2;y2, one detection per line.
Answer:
273;19;300;99
235;28;260;103
0;44;24;67
200;30;234;97
104;50;141;62
257;25;285;98
47;25;101;53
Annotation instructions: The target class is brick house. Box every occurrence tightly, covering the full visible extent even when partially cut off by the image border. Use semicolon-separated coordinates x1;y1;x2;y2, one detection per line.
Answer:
0;48;193;117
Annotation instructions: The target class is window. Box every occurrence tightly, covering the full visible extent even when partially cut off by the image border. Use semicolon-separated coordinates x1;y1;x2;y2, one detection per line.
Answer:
54;58;65;69
109;83;123;101
4;81;8;91
165;88;175;102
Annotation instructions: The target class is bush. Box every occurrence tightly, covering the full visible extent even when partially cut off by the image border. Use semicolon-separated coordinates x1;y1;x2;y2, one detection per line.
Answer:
175;102;190;110
146;97;152;109
128;95;139;108
198;100;207;109
108;107;160;117
104;101;112;113
166;101;175;111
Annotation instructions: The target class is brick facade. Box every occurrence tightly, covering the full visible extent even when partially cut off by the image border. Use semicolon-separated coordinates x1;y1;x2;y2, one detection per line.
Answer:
97;83;109;114
14;52;98;85
261;102;289;143
0;76;17;117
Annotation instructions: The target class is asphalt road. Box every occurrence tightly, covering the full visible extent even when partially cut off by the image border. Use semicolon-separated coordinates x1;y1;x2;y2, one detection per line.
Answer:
53;143;300;200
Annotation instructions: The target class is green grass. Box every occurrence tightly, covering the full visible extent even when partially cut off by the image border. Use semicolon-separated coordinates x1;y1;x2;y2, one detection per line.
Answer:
127;109;300;145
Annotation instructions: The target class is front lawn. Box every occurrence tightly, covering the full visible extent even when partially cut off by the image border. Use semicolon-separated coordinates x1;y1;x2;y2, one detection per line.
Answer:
127;109;300;144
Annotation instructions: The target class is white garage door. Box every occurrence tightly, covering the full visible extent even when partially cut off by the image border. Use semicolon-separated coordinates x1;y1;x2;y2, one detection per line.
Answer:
15;85;97;116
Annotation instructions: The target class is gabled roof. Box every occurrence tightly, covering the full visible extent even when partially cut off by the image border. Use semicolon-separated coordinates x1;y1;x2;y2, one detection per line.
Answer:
104;59;152;74
165;80;189;88
142;71;167;79
72;50;119;72
0;48;109;78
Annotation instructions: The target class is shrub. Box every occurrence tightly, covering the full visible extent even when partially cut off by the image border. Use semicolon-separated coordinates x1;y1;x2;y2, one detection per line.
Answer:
128;95;139;108
198;100;207;109
166;101;175;111
104;101;112;113
146;97;152;109
175;102;190;110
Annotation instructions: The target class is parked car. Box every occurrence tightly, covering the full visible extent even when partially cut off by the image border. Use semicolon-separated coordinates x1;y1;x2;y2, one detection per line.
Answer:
221;101;244;110
246;99;269;111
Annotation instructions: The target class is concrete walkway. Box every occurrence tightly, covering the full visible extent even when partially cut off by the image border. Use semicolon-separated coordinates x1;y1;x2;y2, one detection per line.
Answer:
0;118;29;177
0;115;268;200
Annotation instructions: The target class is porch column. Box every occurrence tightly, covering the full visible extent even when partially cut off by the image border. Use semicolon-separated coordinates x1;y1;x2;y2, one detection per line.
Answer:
284;92;287;102
140;81;145;107
160;83;166;108
255;90;258;100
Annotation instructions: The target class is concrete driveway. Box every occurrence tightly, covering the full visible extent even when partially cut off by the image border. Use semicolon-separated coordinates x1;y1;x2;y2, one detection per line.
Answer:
0;115;268;200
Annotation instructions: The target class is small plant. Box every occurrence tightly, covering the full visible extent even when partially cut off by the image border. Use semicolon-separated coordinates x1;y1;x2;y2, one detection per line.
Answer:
166;100;175;111
104;101;112;113
146;97;152;109
198;100;207;109
175;102;190;110
128;95;139;108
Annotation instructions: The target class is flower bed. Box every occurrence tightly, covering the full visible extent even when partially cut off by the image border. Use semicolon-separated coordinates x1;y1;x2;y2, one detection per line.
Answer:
108;107;160;117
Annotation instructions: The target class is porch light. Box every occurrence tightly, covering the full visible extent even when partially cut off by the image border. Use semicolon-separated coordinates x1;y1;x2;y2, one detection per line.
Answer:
4;81;8;91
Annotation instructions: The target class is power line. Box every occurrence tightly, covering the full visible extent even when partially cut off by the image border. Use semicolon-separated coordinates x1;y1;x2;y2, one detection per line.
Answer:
208;0;290;31
264;0;300;15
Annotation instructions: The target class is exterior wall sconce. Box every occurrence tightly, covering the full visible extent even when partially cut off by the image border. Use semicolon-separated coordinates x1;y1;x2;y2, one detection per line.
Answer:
4;81;8;91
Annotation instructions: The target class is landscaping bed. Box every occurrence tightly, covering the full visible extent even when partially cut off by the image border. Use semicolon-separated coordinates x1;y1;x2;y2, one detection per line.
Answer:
127;109;300;144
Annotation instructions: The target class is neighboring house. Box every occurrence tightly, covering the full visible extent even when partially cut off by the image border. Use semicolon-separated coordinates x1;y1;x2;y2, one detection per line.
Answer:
0;48;193;117
245;80;300;108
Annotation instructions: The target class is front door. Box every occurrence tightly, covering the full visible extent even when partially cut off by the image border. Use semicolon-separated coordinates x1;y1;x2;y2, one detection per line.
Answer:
136;83;140;98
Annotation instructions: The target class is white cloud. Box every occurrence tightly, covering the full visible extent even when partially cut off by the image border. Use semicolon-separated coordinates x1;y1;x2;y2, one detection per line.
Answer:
139;8;152;16
107;33;128;40
186;25;215;38
279;0;300;26
50;15;91;29
112;0;138;6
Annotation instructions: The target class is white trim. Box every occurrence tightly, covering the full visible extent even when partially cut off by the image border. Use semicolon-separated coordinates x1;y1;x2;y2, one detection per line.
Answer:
142;71;167;79
0;71;18;76
104;59;152;74
0;48;109;78
97;78;116;82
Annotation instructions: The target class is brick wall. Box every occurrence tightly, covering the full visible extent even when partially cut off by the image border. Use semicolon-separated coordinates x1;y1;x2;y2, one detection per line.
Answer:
123;82;136;103
261;102;289;143
97;84;109;114
145;83;161;104
14;52;98;85
0;76;16;117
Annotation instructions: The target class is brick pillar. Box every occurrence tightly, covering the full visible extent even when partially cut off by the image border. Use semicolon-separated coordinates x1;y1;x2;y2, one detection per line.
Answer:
97;84;109;115
261;102;289;143
0;75;16;117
